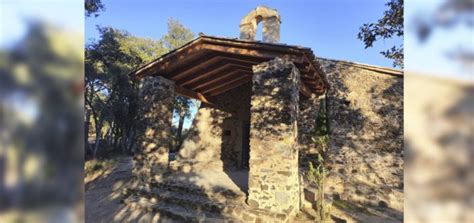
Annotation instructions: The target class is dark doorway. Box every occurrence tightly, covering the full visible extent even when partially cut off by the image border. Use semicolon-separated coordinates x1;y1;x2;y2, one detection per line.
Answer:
241;121;250;169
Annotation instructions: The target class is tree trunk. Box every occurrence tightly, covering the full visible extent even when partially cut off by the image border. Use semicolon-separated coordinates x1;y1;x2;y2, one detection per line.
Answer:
121;129;128;154
176;113;185;151
0;153;5;203
85;110;91;157
93;118;103;159
127;128;136;155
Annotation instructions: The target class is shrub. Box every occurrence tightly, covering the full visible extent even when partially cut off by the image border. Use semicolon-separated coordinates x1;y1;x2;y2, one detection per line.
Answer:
307;154;332;222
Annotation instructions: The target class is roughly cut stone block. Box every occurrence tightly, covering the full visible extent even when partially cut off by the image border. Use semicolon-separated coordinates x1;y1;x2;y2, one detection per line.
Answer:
304;187;318;203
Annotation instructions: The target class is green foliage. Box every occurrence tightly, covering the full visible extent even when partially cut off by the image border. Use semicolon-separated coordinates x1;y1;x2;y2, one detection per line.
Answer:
85;26;165;157
161;18;196;151
307;154;332;222
306;97;332;222
85;19;195;158
162;18;195;51
357;0;403;68
92;162;103;171
312;98;329;153
85;0;105;17
85;157;118;175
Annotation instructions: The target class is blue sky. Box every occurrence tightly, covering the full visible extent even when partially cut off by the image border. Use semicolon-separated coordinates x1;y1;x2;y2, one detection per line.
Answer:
0;0;84;49
84;0;405;128
85;0;401;68
1;0;470;79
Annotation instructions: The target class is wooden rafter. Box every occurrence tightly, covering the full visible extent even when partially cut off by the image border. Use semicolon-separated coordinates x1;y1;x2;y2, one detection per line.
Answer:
171;58;255;82
207;75;253;96
191;68;252;91
129;35;330;101
197;70;253;93
175;85;213;105
178;63;248;86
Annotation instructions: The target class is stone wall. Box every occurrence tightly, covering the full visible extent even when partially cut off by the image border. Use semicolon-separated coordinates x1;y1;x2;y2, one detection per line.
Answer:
319;58;404;212
298;94;323;169
134;76;174;183
212;83;252;170
247;57;301;220
171;105;230;173
172;83;252;172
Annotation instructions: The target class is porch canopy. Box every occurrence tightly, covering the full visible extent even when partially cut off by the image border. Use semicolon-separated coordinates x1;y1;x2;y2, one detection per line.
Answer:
129;35;329;104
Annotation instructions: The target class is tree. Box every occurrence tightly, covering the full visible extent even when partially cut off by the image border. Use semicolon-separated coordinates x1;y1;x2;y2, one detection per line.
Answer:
84;19;195;158
85;26;165;158
162;19;195;51
162;19;195;151
358;0;403;68
173;96;193;151
85;0;105;17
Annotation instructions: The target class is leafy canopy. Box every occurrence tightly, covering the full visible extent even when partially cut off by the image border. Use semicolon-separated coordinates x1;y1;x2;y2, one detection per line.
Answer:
85;0;105;17
358;0;403;68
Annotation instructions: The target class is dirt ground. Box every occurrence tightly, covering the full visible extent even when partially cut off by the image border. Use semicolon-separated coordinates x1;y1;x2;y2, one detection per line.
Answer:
85;156;137;223
85;156;402;223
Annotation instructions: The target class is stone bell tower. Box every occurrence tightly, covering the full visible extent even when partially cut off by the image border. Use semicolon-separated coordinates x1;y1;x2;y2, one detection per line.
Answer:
239;6;281;43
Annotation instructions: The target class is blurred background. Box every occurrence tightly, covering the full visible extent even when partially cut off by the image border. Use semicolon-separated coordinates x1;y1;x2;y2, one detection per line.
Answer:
0;0;84;222
0;0;472;222
404;0;473;222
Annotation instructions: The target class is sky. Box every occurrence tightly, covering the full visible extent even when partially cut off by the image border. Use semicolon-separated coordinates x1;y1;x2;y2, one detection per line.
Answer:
1;0;470;78
404;0;474;80
83;0;406;128
84;0;401;68
0;0;84;49
1;0;471;128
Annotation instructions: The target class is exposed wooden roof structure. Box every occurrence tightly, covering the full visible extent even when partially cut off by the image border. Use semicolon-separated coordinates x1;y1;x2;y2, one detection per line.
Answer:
130;35;329;104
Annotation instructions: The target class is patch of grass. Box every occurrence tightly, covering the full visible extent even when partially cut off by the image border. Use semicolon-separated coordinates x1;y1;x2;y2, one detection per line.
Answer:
85;157;118;176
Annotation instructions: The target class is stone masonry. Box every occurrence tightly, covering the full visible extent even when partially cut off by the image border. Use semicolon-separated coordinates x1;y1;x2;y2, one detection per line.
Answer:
133;76;174;184
298;93;323;169
125;6;404;222
171;105;231;173
247;57;301;220
171;83;252;172
240;6;281;43
319;58;404;212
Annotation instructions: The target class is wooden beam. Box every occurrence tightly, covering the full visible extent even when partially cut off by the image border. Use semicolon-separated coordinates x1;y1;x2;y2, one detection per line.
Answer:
207;75;252;96
201;43;305;64
174;85;213;105
300;83;313;98
163;52;216;78
133;39;204;79
210;52;270;64
196;70;252;93
173;58;255;82
191;68;252;90
201;37;308;56
177;62;249;86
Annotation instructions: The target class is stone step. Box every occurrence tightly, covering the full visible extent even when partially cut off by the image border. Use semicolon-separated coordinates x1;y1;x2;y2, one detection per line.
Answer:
124;187;290;222
150;180;246;203
124;195;235;223
130;187;237;215
124;180;291;222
